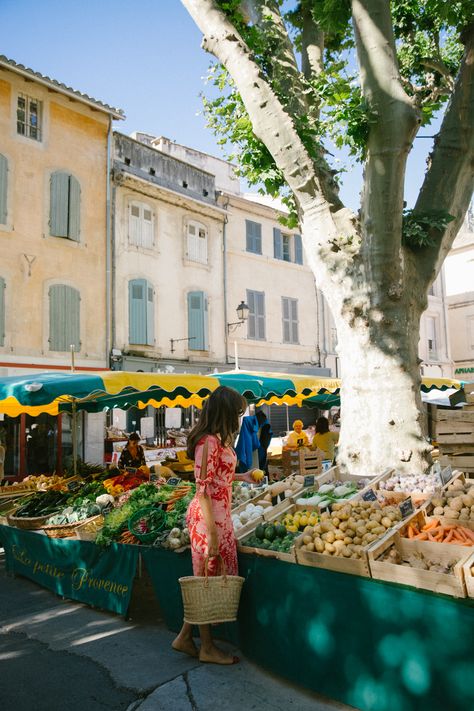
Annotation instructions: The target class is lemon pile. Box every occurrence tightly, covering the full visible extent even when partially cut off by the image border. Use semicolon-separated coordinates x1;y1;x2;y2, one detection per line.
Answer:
280;509;319;533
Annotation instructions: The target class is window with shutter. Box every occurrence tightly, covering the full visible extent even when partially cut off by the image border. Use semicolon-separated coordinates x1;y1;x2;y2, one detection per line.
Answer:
294;234;303;264
246;220;262;254
187;221;208;264
282;235;291;262
247;289;265;340
17;93;42;141
0;155;8;225
273;228;283;260
0;277;5;346
129;278;154;345
50;172;81;241
188;291;209;350
282;297;298;344
129;202;154;248
49;284;80;352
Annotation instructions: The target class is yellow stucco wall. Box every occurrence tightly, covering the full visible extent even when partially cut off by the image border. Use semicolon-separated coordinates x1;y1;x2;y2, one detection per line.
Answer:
0;71;110;368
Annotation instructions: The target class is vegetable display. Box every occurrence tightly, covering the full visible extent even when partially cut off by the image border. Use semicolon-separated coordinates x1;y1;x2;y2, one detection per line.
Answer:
295;482;358;508
378;546;458;574
46;501;101;526
429;479;474;522
241;523;297;553
232;502;266;532
279;509;319;533
13;491;69;518
404;518;474;545
380;471;441;494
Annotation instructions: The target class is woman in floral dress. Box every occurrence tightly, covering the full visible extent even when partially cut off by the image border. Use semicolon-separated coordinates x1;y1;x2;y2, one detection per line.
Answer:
172;386;256;665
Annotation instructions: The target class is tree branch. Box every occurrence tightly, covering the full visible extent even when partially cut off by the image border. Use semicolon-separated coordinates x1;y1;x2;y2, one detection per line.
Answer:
352;0;420;292
420;57;455;90
181;0;355;242
301;1;324;81
410;23;474;286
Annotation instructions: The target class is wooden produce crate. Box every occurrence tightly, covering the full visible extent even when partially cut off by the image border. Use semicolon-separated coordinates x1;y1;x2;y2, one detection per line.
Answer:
313;465;389;498
295;533;371;578
462;552;474;598
237;502;298;563
437;407;474;473
368;531;469;598
282;448;323;477
422;474;474;531
398;508;474;547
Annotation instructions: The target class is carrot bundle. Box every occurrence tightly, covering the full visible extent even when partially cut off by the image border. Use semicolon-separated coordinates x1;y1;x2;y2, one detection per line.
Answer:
403;518;474;545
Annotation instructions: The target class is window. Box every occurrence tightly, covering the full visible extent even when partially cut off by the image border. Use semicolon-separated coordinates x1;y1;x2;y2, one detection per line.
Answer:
426;316;437;360
17;93;42;141
246;220;262;254
247;290;265;340
187;221;208;264
0;154;8;225
273;228;303;264
50;172;80;240
129;279;154;345
49;285;80;352
0;277;5;346
187;291;209;351
282;297;298;344
129;202;154;249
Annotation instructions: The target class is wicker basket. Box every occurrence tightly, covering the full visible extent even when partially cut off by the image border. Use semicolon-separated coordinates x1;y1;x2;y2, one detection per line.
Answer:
75;515;104;541
179;556;245;625
7;512;53;530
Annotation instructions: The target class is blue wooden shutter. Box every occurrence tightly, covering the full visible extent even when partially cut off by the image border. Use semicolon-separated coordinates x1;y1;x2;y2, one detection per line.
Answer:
68;175;81;241
49;284;80;351
0;155;8;225
273;227;283;260
246;220;262;254
50;172;69;237
290;298;298;342
282;297;290;342
188;291;208;350
294;234;303;264
0;277;5;346
146;282;154;346
247;289;256;339
256;291;265;339
129;279;147;344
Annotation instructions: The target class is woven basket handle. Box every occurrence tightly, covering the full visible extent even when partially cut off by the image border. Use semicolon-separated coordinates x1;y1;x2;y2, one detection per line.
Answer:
203;554;227;582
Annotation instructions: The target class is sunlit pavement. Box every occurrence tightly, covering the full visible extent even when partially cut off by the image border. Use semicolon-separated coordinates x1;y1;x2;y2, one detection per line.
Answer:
0;551;356;711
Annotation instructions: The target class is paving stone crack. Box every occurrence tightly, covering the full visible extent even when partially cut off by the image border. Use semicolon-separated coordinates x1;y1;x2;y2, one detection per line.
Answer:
183;671;199;711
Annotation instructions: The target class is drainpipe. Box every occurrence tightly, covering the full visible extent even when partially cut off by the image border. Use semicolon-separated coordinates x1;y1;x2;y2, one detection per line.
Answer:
111;182;117;359
315;283;327;369
440;267;451;376
105;117;113;368
220;193;230;364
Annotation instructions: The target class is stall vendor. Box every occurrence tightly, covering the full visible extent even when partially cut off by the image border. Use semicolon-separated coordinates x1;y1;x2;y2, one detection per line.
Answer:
118;432;147;469
285;420;309;449
311;416;339;460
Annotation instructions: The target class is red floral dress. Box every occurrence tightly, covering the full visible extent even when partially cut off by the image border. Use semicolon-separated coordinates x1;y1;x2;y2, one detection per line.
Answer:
186;434;238;577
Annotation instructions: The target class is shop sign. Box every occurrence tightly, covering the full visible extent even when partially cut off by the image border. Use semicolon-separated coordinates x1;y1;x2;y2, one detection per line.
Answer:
0;525;138;615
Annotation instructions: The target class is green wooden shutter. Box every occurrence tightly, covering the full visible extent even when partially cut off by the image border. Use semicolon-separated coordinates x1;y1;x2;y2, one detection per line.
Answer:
273;228;283;260
188;291;207;350
50;173;69;237
294;234;303;264
146;282;154;346
129;279;147;344
68;175;81;241
0;155;8;225
0;277;5;346
49;284;80;351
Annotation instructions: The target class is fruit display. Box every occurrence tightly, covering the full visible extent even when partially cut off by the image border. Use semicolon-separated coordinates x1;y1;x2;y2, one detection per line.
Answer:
298;501;402;559
279;508;319;533
295;482;358;508
403;517;474;545
240;522;298;554
428;478;474;522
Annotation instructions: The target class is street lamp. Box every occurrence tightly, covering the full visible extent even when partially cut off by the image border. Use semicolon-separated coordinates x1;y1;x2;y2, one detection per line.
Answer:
227;300;250;334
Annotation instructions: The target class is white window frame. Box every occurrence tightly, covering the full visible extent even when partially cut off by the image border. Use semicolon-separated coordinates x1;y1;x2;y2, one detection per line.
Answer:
282;296;299;344
128;201;155;249
186;220;208;264
426;316;438;360
17;93;42;142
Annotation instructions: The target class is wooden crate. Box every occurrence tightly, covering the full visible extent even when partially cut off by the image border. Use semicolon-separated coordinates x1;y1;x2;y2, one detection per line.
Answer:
314;465;389;497
282;448;323;476
462;552;474;598
236;502;297;563
423;473;474;531
436;408;474;472
295;535;371;577
368;532;468;598
398;508;474;547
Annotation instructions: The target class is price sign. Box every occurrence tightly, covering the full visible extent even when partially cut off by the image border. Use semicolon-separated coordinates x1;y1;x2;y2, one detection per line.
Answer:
441;466;453;486
304;475;315;488
399;497;414;518
167;477;181;486
67;480;82;493
271;492;286;506
362;488;377;502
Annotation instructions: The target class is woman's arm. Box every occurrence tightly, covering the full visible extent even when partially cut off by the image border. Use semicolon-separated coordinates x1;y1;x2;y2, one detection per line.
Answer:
198;493;219;555
234;470;256;483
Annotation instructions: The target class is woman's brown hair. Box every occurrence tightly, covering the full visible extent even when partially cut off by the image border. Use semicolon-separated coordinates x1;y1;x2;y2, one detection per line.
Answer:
315;416;329;434
187;386;247;459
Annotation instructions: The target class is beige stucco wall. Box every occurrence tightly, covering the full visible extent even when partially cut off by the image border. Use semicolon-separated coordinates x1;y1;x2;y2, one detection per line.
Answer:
113;176;226;362
0;70;110;369
448;292;474;377
225;195;321;367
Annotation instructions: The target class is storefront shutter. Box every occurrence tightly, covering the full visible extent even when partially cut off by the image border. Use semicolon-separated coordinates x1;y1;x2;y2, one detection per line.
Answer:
294;234;303;264
68;175;81;241
0;277;5;346
273;227;283;260
146;283;155;346
0;155;8;225
129;279;147;344
188;291;208;350
49;284;80;351
50;172;70;237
